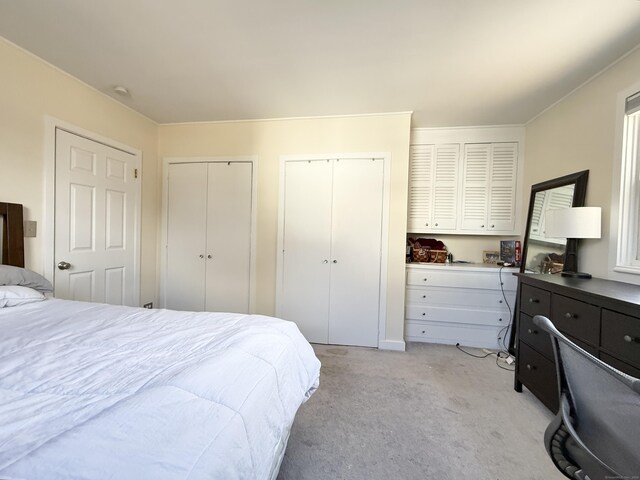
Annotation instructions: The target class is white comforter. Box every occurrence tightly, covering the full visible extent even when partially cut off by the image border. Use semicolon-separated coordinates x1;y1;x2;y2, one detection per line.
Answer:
0;299;320;480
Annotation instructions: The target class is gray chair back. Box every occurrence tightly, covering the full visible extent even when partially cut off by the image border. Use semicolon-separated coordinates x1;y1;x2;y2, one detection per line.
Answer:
533;315;640;479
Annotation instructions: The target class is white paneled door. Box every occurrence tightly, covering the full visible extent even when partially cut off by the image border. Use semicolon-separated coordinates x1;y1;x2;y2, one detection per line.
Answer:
54;129;140;305
166;161;252;313
280;157;384;347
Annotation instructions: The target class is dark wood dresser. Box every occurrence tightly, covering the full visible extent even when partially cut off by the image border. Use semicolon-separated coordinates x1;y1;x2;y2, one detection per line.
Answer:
514;274;640;412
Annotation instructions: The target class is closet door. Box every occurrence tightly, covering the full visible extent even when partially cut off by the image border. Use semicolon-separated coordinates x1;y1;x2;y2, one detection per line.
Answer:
461;144;490;231
281;160;333;343
431;144;459;230
166;163;208;311
328;159;384;347
205;162;252;313
408;145;434;231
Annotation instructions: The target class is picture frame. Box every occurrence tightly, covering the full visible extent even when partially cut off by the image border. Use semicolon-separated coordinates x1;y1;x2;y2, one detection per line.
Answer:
483;250;499;264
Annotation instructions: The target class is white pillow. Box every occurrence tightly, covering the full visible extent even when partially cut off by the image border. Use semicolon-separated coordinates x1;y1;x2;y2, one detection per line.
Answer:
0;285;45;308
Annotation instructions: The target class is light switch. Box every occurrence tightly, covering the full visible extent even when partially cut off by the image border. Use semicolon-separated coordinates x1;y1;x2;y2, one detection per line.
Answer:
24;221;37;238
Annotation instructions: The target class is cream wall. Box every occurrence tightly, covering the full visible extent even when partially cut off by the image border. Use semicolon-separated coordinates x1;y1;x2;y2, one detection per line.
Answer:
159;113;411;346
524;47;640;283
0;38;160;303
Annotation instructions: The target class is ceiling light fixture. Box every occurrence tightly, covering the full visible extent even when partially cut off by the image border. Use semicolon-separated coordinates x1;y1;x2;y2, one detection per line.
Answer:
113;85;130;97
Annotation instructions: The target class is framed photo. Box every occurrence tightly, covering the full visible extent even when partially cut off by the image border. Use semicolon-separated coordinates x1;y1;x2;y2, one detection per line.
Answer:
483;250;499;264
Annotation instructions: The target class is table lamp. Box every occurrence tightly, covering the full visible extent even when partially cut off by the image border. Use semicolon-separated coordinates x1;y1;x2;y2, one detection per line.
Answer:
545;207;601;279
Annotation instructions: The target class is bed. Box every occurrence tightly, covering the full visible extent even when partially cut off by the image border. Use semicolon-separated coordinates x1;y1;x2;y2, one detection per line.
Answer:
0;203;320;480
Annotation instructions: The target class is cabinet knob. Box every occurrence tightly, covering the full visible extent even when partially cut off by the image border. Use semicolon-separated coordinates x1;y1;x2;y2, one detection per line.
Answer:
323;259;328;264
423;278;427;282
480;225;485;228
332;259;338;264
527;328;537;335
207;254;212;259
199;254;204;259
499;300;503;304
422;312;426;316
491;224;495;228
435;223;439;227
528;298;539;303
526;364;535;371
565;312;576;319
422;295;426;299
425;222;429;226
623;334;639;343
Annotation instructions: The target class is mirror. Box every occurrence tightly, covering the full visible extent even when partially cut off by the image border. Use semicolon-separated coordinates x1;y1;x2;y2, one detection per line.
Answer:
520;170;589;274
0;202;25;267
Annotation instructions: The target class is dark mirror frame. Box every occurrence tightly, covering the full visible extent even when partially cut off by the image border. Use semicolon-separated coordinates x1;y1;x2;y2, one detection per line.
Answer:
519;170;589;275
0;202;24;267
508;170;589;354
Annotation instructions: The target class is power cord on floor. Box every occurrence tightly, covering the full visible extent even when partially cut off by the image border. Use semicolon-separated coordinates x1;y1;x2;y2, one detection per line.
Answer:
456;343;515;371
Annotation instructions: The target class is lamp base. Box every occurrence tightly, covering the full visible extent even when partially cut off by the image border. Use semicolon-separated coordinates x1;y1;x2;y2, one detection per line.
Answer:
561;271;592;279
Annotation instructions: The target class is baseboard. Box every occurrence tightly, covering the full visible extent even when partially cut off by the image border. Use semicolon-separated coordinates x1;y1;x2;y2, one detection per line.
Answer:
378;339;406;351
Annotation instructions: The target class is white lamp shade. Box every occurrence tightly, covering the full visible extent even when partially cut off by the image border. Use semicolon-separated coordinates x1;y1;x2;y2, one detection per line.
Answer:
545;207;601;239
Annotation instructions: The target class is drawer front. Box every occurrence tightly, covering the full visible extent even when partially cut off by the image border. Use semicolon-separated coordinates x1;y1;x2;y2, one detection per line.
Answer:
551;294;599;346
405;321;503;349
600;352;640;378
406;287;512;310
519;284;551;317
406;268;516;291
601;309;640;368
518;342;558;412
406;305;510;327
519;313;554;360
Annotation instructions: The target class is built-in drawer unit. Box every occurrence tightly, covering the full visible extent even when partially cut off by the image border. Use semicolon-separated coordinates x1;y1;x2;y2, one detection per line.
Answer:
514;274;640;412
405;264;517;349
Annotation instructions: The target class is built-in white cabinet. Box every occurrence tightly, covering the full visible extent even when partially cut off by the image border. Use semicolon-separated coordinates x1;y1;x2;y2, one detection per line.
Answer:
278;157;385;347
408;127;524;235
404;264;518;349
460;142;518;233
165;161;253;313
407;144;460;231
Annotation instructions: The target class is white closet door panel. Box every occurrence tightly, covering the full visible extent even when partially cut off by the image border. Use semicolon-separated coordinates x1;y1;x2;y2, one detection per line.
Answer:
166;163;207;311
328;159;383;347
461;144;490;230
408;145;434;231
432;144;459;230
205;162;252;313
281;160;333;343
488;143;518;231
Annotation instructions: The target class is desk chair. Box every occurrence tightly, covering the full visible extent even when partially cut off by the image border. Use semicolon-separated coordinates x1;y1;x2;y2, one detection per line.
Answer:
533;315;640;480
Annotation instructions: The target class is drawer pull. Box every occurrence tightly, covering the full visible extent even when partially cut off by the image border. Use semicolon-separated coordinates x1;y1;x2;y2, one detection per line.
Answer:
423;278;427;282
527;328;538;335
528;298;539;304
422;295;426;299
565;312;576;319
623;335;639;344
422;312;426;316
526;364;536;371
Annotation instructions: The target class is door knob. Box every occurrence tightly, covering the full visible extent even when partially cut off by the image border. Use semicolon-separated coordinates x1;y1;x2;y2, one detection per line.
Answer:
57;261;71;270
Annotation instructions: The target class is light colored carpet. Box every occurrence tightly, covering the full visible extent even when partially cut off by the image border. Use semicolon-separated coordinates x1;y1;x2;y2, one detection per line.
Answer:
278;342;566;480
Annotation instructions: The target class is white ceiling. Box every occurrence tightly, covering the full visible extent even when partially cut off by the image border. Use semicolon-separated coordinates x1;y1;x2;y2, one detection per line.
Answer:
1;0;640;126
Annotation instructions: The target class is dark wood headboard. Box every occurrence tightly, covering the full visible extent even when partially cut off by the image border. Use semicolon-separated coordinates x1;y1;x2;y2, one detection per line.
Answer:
0;202;25;267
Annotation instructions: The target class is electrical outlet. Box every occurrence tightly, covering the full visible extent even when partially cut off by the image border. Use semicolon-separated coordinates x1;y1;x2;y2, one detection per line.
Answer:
143;302;153;309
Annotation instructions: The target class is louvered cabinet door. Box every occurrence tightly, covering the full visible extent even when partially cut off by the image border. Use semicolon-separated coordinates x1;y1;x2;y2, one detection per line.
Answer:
461;144;490;231
408;145;434;232
431;144;460;230
487;143;518;232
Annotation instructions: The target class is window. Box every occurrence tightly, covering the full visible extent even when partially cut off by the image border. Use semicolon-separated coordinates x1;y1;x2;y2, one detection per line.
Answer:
615;89;640;273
